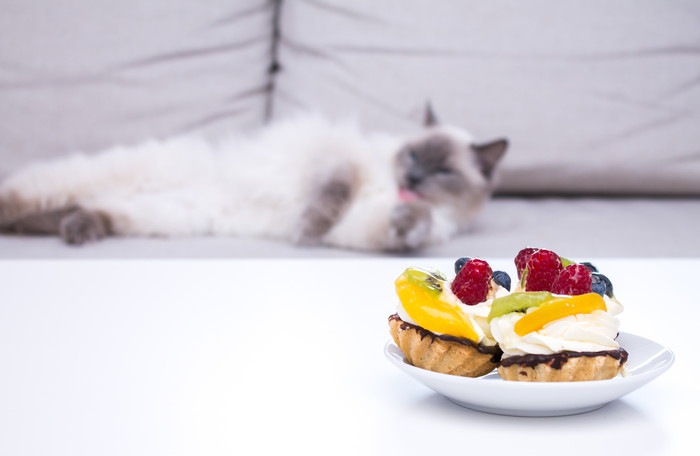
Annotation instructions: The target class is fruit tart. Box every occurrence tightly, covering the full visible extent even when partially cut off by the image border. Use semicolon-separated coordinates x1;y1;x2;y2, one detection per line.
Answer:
388;257;509;377
490;248;627;382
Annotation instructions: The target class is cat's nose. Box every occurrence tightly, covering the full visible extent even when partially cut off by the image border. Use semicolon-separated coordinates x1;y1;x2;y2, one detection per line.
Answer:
407;172;423;187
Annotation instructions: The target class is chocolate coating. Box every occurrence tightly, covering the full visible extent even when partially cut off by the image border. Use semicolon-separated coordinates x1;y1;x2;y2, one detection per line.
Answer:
388;314;502;362
500;348;628;370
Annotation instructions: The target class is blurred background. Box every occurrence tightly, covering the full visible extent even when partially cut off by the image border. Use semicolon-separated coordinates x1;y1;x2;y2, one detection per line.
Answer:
1;0;699;258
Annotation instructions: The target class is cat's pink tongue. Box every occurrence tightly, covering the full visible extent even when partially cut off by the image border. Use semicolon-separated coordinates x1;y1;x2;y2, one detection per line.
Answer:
398;188;421;202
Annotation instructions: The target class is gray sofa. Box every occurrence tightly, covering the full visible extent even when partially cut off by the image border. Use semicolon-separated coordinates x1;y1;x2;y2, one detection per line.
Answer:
2;0;699;259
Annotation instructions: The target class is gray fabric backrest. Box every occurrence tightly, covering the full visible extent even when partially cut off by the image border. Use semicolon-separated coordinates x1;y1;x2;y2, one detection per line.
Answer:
2;0;699;195
0;0;272;173
272;0;700;195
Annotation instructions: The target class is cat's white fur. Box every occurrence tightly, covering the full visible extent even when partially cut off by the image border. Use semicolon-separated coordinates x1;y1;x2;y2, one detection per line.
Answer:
0;114;481;250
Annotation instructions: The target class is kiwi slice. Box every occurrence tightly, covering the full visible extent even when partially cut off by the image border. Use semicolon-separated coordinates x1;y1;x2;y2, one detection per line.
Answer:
560;256;576;267
402;267;447;294
488;291;553;322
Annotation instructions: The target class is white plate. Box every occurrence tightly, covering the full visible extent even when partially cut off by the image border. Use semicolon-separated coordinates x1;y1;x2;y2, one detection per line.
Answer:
385;332;674;417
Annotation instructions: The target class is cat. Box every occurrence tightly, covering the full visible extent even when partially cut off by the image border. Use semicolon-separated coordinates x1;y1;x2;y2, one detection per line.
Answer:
0;106;507;252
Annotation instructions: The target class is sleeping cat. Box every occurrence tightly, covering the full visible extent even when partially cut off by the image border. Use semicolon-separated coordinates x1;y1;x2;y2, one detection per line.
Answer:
0;106;507;251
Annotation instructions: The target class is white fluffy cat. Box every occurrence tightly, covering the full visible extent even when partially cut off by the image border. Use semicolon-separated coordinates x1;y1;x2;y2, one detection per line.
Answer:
0;108;507;251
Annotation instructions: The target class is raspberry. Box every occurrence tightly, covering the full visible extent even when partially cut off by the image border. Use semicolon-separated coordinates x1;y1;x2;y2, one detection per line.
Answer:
451;258;492;305
551;264;593;295
515;247;538;279
524;249;562;292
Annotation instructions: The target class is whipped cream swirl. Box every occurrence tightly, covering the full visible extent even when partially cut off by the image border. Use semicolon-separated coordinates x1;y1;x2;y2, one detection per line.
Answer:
491;308;621;358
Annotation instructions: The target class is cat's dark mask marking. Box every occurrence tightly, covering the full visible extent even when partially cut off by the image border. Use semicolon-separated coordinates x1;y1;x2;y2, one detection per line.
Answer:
420;101;507;180
395;130;508;208
472;139;508;179
403;136;454;184
396;133;471;199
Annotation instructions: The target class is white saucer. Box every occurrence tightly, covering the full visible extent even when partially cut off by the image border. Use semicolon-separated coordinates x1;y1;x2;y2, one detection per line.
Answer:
385;332;674;417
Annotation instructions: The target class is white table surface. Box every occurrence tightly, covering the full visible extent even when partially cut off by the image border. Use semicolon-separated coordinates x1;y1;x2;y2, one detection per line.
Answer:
0;258;695;456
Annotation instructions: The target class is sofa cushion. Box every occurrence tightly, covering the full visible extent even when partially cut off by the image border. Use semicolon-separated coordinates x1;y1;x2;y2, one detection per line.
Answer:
273;0;700;195
1;197;698;258
0;0;272;175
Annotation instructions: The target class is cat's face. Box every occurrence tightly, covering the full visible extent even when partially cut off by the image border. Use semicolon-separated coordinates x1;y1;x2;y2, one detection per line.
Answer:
394;126;507;222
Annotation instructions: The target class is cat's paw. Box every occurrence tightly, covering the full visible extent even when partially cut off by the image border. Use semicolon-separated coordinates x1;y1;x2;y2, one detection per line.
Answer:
294;167;357;248
59;209;108;245
387;202;432;251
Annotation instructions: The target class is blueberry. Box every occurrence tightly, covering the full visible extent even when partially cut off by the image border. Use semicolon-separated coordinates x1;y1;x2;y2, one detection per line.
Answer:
591;278;607;296
492;270;512;291
581;262;599;273
592;273;614;298
454;257;471;274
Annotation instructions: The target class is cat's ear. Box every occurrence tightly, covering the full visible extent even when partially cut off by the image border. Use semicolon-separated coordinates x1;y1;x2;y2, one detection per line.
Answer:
424;101;439;127
472;138;508;178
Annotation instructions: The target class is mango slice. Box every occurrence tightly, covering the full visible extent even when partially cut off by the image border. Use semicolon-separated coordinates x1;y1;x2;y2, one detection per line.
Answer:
514;293;607;336
395;268;479;342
